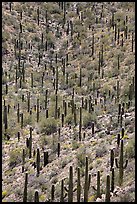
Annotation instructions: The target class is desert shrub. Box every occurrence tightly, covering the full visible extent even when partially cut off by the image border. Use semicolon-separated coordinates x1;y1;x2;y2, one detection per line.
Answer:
39;117;57;135
125;138;135;159
65;113;74;125
95;145;107;158
82;111;97;128
9;147;22;168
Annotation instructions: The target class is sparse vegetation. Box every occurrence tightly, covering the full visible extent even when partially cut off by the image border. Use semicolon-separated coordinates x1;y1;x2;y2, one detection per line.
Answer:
2;2;135;202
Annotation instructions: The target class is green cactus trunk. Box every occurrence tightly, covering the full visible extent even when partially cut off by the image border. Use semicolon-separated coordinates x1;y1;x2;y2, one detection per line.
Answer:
51;184;55;202
34;191;39;202
29;127;32;158
96;170;101;198
105;175;110;202
77;167;81;202
68;166;73;202
23;173;28;202
44;151;48;167
84;156;89;202
111;167;115;192
115;139;128;186
36;148;40;177
22;149;25;173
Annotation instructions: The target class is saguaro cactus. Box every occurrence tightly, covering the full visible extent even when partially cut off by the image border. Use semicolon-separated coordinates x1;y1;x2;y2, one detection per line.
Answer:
110;149;114;170
37;98;39;122
51;184;55;202
115;139;128;186
65;166;76;202
36;148;40;177
77;167;81;202
44;151;48;167
79;107;82;141
57;142;60;157
111;167;115;192
105;175;110;202
34;191;39;202
29;127;32;158
22;149;25;173
84;156;89;202
23;173;28;202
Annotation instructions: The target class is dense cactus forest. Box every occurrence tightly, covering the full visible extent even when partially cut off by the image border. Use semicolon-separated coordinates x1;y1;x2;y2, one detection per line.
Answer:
2;2;135;202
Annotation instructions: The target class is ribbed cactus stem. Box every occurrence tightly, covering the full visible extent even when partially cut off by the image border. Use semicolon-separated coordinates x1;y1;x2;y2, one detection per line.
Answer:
55;94;58;119
110;149;114;170
84;156;89;202
17;103;20;123
77;167;81;202
92;122;94;135
105;175;110;202
121;127;124;138
29;127;32;158
111;167;115;192
51;184;55;202
132;31;134;52
23;173;28;202
44;151;48;167
4;105;8;130
36;148;40;177
79;107;82;141
60;179;64;202
21;113;23;129
37;98;39;122
37;7;39;25
115;139;128;186
57;142;60;157
62;113;64;127
27;92;30;113
68;166;73;202
22;149;25;173
34;191;39;202
17;131;20;141
97;170;101;198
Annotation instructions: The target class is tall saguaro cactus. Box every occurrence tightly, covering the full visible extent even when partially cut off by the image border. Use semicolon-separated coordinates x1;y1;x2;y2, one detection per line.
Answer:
29;127;32;158
115;139;128;186
79;107;82;141
68;166;74;202
34;191;39;202
77;167;81;202
84;156;89;202
105;175;110;202
22;149;25;173
23;173;28;202
36;148;40;177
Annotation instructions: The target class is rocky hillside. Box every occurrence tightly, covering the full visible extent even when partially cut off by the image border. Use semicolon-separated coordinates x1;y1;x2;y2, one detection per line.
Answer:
2;2;135;202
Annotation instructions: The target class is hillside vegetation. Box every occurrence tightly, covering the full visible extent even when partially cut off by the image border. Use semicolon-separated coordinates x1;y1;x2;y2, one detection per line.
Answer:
2;2;135;202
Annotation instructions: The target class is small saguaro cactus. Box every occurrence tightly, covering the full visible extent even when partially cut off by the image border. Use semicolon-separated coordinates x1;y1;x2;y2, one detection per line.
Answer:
60;179;67;202
17;103;20;123
79;107;82;141
111;167;115;192
61;113;64;127
84;156;89;202
37;7;40;25
92;122;94;135
110;149;114;171
77;167;81;202
27;92;30;113
131;31;134;52
37;98;39;122
57;142;60;157
21;113;23;129
36;148;40;177
51;184;55;202
31;73;33;88
34;191;39;202
115;139;128;186
17;131;20;142
22;148;25;173
65;166;76;202
4;105;8;131
105;175;110;202
92;33;94;56
23;173;28;202
121;127;124;138
44;151;48;167
29;127;32;158
93;170;101;198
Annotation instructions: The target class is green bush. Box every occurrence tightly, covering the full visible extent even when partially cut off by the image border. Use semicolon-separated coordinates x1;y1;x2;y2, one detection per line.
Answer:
82;111;97;128
9;148;22;168
125;138;135;158
39;117;57;135
65;113;74;125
